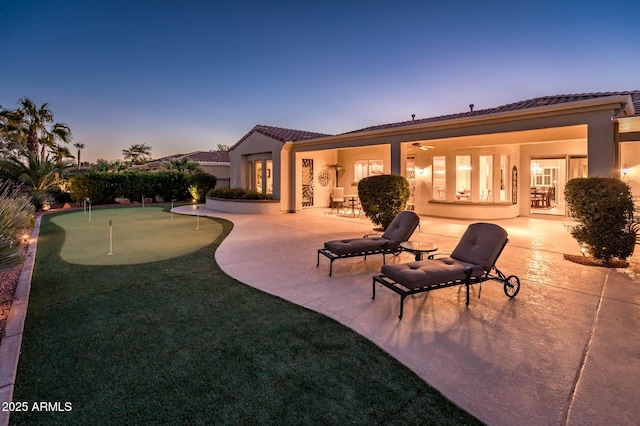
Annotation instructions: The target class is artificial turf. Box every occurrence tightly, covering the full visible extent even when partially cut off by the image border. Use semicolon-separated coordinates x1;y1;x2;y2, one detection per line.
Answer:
11;206;482;425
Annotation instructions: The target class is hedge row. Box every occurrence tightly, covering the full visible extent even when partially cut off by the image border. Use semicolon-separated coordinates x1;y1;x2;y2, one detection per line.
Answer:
69;171;216;204
207;187;270;200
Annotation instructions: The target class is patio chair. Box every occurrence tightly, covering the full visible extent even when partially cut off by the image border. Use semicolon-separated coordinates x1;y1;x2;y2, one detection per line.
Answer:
329;187;346;214
372;222;520;319
317;210;420;276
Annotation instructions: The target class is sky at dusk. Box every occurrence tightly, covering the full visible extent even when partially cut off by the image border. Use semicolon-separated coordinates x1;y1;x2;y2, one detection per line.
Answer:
2;0;639;162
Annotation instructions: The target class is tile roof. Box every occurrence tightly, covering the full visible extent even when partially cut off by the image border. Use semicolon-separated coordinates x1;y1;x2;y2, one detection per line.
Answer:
342;91;640;135
232;125;332;149
185;151;230;163
150;151;229;164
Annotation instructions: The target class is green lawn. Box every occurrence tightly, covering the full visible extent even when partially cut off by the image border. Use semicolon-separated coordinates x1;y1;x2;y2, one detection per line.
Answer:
12;206;481;425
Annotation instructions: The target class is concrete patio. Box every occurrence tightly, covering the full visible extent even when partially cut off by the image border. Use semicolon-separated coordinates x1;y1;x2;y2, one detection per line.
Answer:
175;205;640;426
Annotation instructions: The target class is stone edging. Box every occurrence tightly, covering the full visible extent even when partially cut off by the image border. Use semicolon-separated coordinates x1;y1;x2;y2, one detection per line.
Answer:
0;214;42;426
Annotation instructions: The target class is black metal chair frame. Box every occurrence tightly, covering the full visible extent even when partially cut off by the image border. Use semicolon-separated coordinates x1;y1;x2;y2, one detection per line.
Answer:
372;240;520;319
317;235;400;276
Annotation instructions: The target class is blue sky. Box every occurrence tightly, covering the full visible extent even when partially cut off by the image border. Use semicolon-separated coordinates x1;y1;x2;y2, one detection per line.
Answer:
2;0;639;162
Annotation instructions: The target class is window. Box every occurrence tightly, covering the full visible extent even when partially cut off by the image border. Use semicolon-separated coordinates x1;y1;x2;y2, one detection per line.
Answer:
406;156;416;210
456;155;471;200
247;156;273;196
530;161;554;186
255;161;263;193
354;159;383;181
479;155;493;201
499;155;509;201
266;160;273;195
432;156;446;199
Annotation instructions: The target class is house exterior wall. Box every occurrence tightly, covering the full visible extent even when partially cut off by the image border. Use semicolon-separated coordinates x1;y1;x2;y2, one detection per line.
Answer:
620;142;640;199
285;99;626;218
199;164;229;177
231;95;636;218
619;116;640;200
198;163;230;187
229;132;283;201
292;149;338;210
411;143;521;219
336;145;391;191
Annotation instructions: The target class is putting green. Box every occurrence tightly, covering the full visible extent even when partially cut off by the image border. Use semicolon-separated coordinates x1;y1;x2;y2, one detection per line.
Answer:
50;206;222;265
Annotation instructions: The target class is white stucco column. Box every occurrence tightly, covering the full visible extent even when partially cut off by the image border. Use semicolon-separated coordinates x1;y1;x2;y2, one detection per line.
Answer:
281;142;295;212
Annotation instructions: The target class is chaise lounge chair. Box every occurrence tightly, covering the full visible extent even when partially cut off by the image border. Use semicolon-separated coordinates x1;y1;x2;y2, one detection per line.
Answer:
372;222;520;319
317;210;420;276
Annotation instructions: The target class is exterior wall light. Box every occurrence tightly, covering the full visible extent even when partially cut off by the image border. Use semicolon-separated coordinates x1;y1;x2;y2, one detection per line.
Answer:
621;164;631;177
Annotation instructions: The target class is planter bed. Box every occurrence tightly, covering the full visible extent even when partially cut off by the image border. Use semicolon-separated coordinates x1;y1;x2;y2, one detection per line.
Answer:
206;196;281;214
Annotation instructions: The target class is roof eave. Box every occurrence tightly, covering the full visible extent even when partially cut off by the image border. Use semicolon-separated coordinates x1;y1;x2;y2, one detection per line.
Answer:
196;161;230;166
295;95;633;146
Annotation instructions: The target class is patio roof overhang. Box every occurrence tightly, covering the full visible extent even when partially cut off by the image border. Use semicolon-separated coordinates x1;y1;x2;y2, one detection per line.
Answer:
615;115;640;142
289;94;633;149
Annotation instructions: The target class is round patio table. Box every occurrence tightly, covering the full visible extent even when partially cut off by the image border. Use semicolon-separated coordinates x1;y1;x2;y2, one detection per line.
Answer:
399;241;438;261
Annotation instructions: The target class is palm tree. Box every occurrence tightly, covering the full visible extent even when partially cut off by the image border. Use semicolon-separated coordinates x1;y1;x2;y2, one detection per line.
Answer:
39;122;72;162
51;144;75;164
90;159;126;173
0;151;69;209
1;98;72;161
0;106;27;155
74;143;85;170
122;143;152;165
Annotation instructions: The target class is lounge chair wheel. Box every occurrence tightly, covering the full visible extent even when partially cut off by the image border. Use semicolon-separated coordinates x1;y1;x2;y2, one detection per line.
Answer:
504;275;520;298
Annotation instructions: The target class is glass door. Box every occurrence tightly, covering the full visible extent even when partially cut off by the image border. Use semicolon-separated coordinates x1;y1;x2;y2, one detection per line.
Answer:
530;158;566;216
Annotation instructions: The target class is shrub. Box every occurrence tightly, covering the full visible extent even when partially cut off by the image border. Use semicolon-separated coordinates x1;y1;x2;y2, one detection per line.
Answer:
153;171;191;202
358;175;410;230
69;171;194;204
188;171;218;202
564;177;636;262
0;181;35;270
207;187;269;200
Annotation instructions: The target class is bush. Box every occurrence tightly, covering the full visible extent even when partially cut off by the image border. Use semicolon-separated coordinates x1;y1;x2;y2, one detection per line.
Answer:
564;177;636;262
188;172;218;202
207;187;269;200
0;181;35;270
358;175;410;229
154;171;191;202
69;171;194;204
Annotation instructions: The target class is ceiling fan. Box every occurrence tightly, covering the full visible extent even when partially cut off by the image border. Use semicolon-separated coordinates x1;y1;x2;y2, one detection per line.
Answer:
409;142;434;151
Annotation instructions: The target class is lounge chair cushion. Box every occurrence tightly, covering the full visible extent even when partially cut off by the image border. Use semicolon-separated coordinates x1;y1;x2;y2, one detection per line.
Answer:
324;237;398;256
381;257;484;290
450;222;508;270
381;211;420;242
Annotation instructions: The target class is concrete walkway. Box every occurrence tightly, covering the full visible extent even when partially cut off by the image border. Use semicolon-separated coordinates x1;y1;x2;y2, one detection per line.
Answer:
175;205;640;426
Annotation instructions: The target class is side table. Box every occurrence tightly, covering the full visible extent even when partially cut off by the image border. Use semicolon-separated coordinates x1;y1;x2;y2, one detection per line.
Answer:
399;241;438;261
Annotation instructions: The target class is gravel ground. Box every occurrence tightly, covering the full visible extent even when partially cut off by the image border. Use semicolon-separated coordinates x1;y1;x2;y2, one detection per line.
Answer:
0;237;29;339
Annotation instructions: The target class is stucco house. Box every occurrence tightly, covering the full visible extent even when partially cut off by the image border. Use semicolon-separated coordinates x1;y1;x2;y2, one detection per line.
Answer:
134;150;231;187
229;91;640;219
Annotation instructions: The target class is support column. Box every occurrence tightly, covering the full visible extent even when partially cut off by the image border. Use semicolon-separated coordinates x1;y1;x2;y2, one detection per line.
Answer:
391;142;401;175
281;142;296;212
587;113;617;177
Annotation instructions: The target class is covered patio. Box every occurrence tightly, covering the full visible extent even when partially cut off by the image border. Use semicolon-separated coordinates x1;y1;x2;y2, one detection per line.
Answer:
229;92;638;221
